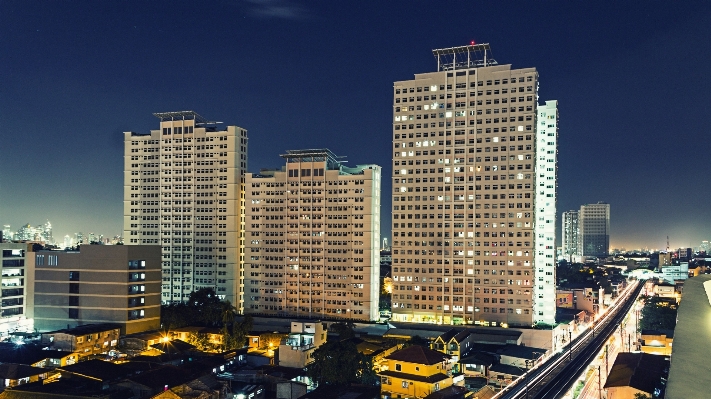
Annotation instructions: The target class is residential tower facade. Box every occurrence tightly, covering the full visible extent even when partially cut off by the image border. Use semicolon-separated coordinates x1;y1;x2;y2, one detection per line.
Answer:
390;44;558;326
244;149;381;321
123;111;247;306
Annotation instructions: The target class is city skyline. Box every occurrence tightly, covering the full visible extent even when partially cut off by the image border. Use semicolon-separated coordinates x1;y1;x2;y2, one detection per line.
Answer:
1;1;711;250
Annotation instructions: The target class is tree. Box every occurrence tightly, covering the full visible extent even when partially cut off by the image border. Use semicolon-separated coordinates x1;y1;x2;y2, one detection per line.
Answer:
161;302;192;330
230;315;253;349
639;297;677;331
329;322;356;340
188;288;223;325
186;332;212;352
306;340;376;386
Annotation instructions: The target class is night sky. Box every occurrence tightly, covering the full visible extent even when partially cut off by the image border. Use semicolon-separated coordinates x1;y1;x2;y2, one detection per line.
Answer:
1;1;710;250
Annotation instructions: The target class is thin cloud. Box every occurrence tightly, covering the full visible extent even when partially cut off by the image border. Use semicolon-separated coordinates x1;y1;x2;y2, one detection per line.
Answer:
245;0;309;20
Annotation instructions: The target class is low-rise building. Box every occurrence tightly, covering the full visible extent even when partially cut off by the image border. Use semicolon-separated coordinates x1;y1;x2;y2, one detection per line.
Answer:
171;326;225;348
639;330;673;356
431;329;476;361
604;352;668;399
40;324;121;360
0;363;55;388
0;242;35;336
278;320;327;368
661;262;688;283
378;345;453;399
0;342;77;368
555;287;602;314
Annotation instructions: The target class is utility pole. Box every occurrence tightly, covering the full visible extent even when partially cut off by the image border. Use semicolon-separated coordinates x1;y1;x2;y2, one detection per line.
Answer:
525;360;529;399
628;334;631;352
598;365;602;399
569;330;573;361
605;344;609;376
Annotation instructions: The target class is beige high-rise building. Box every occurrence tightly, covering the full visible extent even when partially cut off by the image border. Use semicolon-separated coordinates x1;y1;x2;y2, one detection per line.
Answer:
244;149;381;321
391;44;558;327
123;111;247;307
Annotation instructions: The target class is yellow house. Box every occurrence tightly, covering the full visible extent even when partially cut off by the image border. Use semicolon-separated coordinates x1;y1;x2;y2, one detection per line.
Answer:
639;330;673;356
378;345;453;399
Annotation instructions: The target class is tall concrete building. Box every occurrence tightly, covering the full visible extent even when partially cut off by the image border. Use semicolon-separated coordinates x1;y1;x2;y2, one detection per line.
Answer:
390;44;558;327
244;149;381;321
31;245;161;335
123;111;248;306
561;210;579;260
578;202;610;257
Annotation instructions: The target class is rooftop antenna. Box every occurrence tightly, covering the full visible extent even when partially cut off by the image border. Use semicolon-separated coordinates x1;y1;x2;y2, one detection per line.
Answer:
666;236;669;252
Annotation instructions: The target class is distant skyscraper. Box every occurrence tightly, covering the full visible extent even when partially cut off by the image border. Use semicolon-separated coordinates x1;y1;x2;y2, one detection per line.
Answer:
700;241;710;254
390;44;558;327
2;225;11;241
123;111;247;306
562;210;579;259
40;221;53;244
579;202;610;257
244;149;381;321
63;235;73;249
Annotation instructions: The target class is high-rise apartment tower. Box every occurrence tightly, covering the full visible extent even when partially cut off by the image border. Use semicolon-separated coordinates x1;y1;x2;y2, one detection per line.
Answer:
562;210;579;260
244;149;381;321
578;202;610;257
391;44;558;326
123;111;247;306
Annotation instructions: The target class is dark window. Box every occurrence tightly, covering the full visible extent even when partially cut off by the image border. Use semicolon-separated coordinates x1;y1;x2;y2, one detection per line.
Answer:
69;283;79;294
68;308;79;319
69;296;79;306
69;271;80;281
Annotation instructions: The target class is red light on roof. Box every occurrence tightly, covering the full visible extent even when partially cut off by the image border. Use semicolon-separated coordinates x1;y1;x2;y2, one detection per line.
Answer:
470;40;476;45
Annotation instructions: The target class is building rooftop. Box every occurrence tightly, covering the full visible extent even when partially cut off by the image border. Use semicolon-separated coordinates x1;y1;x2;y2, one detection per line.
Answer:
0;343;74;365
59;359;132;381
385;345;450;365
0;363;52;379
150;339;197;355
44;323;121;336
641;329;674;338
423;385;469;399
379;369;450;383
666;274;711;399
488;363;525;376
604;352;668;394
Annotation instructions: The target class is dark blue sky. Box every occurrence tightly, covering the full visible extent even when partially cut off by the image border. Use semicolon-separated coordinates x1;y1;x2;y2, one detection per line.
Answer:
1;1;710;249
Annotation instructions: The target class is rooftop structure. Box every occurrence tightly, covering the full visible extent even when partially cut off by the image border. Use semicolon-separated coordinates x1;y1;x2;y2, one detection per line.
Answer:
432;43;497;71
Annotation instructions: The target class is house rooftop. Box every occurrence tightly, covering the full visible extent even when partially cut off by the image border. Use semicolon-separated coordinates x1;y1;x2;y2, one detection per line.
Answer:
59;359;132;381
604;352;668;394
0;363;52;379
385;345;450;365
0;343;74;365
44;323;121;336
